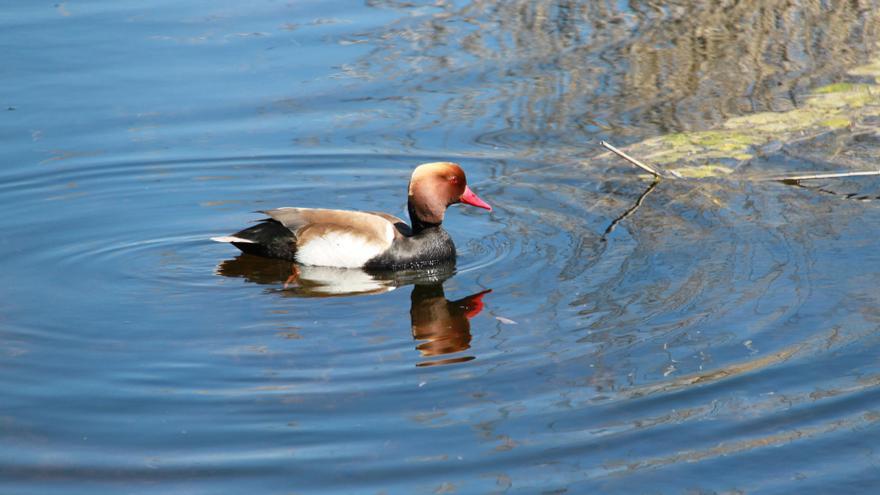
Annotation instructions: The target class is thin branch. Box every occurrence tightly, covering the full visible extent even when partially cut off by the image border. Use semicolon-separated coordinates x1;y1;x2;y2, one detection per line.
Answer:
767;170;880;182
600;139;880;184
601;140;664;178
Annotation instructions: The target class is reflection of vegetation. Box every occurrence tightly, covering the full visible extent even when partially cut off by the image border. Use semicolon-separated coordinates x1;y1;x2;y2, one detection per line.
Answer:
603;407;880;476
598;47;880;176
623;341;803;399
357;1;879;148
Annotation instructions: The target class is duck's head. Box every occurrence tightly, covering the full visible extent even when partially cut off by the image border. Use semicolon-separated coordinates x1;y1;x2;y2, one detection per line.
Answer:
407;162;491;228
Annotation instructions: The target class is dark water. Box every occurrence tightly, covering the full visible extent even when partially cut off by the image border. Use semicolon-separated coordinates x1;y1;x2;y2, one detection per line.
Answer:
4;1;880;494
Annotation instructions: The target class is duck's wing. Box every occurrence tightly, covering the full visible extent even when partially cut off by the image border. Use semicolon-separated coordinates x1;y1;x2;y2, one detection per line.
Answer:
260;208;400;267
365;211;412;236
213;208;407;266
262;208;403;242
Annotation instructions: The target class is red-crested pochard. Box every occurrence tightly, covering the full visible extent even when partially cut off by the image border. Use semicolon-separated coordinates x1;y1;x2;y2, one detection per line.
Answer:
211;162;491;269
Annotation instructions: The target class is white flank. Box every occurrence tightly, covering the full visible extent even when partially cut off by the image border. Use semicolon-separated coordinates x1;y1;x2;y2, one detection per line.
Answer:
296;232;386;268
211;236;255;244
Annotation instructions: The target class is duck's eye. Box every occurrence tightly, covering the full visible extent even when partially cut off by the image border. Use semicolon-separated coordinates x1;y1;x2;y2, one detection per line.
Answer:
448;175;460;184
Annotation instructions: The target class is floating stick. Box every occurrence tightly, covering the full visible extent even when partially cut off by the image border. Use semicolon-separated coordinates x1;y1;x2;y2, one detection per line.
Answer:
768;170;880;182
600;140;880;183
600;140;664;178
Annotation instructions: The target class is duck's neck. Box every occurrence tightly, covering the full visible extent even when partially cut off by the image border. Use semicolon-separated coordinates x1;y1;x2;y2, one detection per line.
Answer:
408;203;443;234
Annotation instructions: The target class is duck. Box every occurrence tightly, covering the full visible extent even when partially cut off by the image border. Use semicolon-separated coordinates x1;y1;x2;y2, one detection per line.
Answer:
211;162;491;270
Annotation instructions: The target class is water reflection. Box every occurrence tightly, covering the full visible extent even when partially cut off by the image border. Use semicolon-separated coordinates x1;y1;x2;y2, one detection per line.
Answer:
330;0;880;153
217;254;397;297
216;253;457;297
216;254;490;365
410;283;491;367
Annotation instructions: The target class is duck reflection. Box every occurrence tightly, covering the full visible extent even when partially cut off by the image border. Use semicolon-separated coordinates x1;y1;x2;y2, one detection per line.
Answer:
215;254;490;366
409;283;491;367
216;254;391;296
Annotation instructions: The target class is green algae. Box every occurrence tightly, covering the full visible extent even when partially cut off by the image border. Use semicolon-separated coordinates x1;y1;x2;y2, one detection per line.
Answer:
808;85;876;109
818;116;852;129
814;82;855;94
674;164;735;179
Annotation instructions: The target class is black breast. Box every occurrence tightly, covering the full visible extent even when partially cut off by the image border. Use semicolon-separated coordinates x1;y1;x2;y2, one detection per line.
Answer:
364;226;455;270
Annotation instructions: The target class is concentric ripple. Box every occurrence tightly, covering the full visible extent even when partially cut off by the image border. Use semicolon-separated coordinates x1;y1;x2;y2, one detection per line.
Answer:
4;150;880;494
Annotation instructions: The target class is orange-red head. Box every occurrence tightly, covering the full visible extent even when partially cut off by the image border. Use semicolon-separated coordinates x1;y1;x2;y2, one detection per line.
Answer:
407;162;491;227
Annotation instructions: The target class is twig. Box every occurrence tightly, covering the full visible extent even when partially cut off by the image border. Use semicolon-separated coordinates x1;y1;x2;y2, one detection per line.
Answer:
601;140;664;178
767;170;880;182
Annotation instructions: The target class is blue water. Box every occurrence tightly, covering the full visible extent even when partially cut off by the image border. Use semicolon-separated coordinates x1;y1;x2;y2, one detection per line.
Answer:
3;1;880;494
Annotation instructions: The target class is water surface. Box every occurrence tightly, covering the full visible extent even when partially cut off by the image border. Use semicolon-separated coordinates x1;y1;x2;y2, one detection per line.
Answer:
3;1;880;494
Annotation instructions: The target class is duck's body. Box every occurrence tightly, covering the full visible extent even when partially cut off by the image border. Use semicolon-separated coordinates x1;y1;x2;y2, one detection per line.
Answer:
212;162;491;269
216;207;456;270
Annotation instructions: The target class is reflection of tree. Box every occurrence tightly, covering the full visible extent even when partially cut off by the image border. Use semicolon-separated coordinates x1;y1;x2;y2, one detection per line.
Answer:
353;1;878;148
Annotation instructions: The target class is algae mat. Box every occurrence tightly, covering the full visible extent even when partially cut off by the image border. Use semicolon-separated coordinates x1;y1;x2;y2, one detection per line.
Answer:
595;45;880;179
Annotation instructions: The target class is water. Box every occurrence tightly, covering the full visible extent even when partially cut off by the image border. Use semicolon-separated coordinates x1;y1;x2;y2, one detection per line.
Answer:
3;1;880;493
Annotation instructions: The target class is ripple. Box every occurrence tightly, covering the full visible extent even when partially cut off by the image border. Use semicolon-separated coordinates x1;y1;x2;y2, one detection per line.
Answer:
6;150;880;494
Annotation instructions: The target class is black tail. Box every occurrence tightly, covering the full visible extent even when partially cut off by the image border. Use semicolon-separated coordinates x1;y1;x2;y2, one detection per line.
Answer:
229;220;298;261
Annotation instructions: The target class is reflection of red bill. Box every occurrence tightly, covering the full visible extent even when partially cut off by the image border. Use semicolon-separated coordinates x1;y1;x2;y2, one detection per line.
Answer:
462;289;492;319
